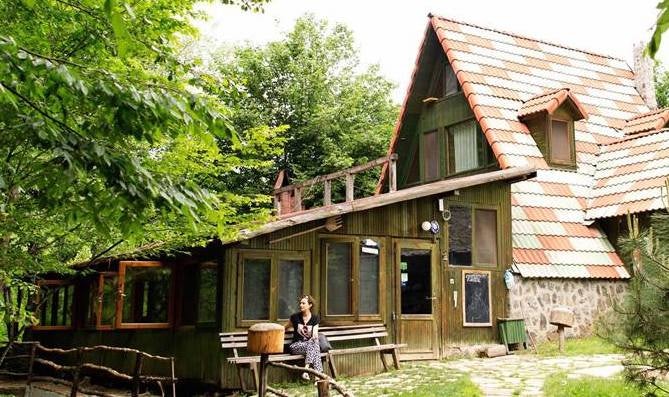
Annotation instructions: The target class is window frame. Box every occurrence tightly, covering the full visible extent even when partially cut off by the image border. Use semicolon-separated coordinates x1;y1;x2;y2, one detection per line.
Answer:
446;118;495;177
420;129;441;183
235;250;311;327
546;115;576;168
446;204;500;269
87;271;118;331
321;236;385;323
33;280;75;331
116;261;173;330
461;269;493;327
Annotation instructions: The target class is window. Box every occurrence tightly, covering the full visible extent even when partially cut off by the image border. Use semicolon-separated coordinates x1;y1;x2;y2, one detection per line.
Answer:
87;273;117;329
448;206;498;267
549;118;572;164
427;59;460;98
35;281;74;330
237;250;309;325
422;130;440;181
117;261;172;329
323;237;383;320
447;120;494;174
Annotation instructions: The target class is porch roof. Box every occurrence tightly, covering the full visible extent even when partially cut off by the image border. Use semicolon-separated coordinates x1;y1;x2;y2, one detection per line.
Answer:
231;166;536;243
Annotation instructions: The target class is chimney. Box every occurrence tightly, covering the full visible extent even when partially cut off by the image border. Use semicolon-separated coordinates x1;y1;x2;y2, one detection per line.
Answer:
633;42;658;110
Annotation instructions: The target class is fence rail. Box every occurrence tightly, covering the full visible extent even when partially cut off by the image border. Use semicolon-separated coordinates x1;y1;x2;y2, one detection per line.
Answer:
0;341;177;397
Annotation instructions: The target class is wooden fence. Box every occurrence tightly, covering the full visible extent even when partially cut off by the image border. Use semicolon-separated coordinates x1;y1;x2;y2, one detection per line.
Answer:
0;341;176;397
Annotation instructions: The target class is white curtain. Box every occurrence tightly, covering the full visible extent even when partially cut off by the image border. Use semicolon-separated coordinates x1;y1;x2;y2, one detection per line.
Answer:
452;120;478;172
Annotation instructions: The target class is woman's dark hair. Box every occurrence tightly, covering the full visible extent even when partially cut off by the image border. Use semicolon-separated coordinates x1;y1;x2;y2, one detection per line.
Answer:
299;294;315;307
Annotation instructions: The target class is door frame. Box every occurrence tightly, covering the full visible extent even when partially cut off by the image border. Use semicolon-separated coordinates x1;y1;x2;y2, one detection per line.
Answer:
392;238;441;360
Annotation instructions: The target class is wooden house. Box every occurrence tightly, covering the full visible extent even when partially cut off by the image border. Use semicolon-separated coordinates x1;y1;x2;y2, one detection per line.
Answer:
28;14;669;389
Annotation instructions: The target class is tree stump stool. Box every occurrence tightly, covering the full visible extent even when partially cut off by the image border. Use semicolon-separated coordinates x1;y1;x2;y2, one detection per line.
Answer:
549;307;574;353
247;323;285;397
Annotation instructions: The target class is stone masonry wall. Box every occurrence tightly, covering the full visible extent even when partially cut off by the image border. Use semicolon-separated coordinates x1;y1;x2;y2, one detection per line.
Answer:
507;276;628;341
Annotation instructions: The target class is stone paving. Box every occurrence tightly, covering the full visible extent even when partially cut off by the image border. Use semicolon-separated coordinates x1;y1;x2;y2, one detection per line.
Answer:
275;353;625;396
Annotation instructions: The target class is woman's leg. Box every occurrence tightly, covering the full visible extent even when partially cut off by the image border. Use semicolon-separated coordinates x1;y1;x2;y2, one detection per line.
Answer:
289;340;323;373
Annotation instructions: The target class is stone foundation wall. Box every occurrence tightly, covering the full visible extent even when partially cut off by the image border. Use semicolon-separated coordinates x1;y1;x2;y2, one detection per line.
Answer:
507;276;628;341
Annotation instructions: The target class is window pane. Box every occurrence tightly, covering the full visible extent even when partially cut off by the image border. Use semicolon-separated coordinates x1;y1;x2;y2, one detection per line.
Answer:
400;249;432;314
475;209;498;265
449;120;478;173
197;263;218;323
278;259;304;319
359;239;380;315
550;120;570;162
122;266;171;324
449;206;472;266
101;275;117;326
243;258;270;320
326;242;352;315
423;130;439;181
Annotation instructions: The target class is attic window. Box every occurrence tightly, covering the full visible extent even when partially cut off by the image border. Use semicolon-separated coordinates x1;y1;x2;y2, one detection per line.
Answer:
518;89;587;169
427;59;460;99
550;119;571;164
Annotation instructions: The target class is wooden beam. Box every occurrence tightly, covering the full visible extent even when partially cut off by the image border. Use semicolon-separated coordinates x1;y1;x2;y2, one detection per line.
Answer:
233;166;536;242
389;157;397;193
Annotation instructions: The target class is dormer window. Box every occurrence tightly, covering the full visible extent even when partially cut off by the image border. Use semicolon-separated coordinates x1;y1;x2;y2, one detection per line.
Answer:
518;88;587;169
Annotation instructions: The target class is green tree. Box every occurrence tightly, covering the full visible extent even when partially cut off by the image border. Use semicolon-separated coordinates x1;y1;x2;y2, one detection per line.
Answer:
648;1;669;58
0;0;273;344
218;15;398;203
600;208;669;395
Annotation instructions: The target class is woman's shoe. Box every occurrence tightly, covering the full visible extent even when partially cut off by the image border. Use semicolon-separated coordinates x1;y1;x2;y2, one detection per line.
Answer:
301;372;310;381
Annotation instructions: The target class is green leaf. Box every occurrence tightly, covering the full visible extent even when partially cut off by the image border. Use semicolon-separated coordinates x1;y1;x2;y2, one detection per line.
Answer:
21;0;35;8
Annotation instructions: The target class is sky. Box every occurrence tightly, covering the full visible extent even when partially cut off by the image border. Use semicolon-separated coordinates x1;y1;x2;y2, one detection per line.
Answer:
193;0;668;103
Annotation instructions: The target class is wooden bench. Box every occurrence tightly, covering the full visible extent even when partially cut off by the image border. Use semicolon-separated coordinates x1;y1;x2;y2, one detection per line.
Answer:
220;323;405;391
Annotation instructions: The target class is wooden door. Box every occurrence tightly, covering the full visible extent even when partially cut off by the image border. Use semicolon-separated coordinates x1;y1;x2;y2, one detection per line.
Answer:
394;240;440;359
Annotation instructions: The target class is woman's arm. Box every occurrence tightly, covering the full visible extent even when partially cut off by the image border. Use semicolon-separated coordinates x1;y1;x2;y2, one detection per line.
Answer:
311;324;319;339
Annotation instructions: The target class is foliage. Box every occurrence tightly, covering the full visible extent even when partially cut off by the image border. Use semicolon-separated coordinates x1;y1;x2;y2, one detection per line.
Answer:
544;373;652;397
0;0;274;344
655;63;669;108
599;209;669;395
217;15;398;203
648;1;669;58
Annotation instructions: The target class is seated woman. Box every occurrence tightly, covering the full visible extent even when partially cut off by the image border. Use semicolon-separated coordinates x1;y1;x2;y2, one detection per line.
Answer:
285;295;323;379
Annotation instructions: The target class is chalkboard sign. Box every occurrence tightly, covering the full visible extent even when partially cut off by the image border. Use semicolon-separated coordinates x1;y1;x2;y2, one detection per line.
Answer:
462;270;492;326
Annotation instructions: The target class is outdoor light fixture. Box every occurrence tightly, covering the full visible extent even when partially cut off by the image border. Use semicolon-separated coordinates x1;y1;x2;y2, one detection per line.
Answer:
421;220;440;234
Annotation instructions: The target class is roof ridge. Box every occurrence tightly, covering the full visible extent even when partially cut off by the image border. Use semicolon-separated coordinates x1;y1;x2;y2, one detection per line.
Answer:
429;13;626;63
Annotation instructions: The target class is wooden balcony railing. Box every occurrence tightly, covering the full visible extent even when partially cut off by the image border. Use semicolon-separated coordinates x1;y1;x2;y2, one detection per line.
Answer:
273;154;397;216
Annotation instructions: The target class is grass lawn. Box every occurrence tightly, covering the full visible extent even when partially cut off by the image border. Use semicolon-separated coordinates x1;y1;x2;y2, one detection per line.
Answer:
523;335;620;357
543;372;656;397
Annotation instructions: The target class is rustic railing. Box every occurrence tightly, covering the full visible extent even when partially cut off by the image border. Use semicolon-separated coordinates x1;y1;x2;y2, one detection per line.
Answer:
0;341;177;397
273;153;397;215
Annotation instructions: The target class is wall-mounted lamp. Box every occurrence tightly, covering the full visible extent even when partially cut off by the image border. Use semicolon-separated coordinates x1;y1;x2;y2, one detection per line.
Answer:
421;220;440;234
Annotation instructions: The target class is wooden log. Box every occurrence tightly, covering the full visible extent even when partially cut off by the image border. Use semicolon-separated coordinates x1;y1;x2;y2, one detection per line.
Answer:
248;323;285;354
317;379;330;397
389;157;397;193
557;325;565;353
485;345;507;358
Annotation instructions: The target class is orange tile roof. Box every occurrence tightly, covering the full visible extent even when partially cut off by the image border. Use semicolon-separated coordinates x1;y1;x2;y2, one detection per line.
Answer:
622;108;669;135
517;88;588;120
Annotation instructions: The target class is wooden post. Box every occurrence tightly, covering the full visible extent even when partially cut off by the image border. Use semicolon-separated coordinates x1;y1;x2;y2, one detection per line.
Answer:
323;180;332;206
26;343;37;387
70;348;83;397
557;325;565;353
345;174;355;202
317;379;330;397
389;154;397;193
293;188;302;212
132;351;144;397
171;357;176;397
247;323;285;397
